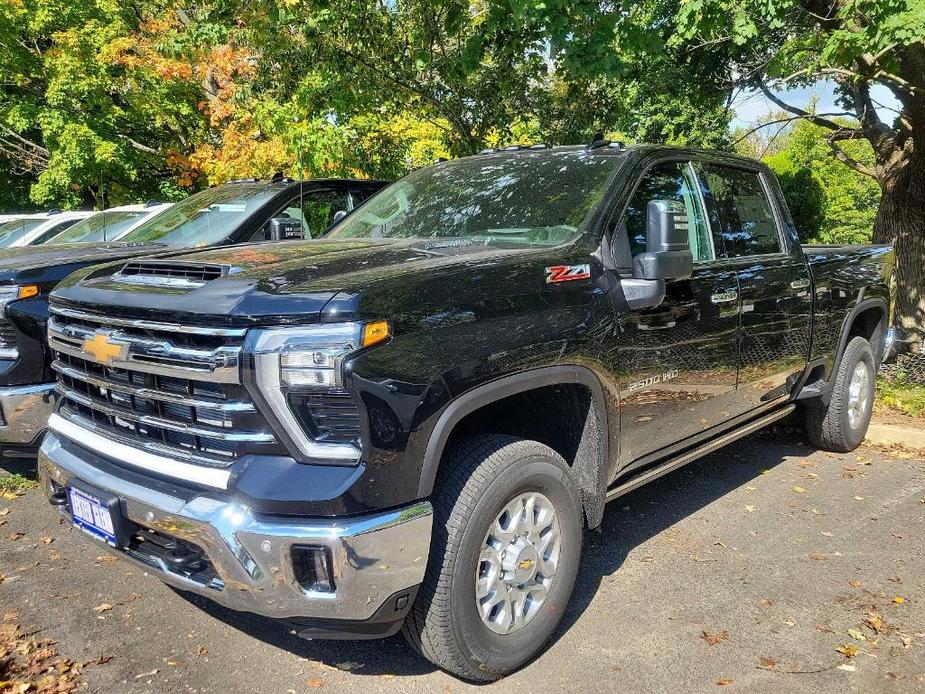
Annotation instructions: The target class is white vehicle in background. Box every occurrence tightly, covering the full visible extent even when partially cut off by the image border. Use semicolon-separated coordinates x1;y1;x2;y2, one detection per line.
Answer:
0;215;22;225
46;201;173;244
0;210;97;248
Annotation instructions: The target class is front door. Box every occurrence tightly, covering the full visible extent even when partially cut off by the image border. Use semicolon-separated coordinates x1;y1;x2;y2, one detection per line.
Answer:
613;160;742;466
693;162;812;412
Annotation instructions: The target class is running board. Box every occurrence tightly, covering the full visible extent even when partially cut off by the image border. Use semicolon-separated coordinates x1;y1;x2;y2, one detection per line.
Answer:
604;404;797;503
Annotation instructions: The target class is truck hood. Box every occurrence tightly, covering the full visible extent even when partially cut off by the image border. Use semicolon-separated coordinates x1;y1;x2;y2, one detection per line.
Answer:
51;238;556;325
0;241;169;285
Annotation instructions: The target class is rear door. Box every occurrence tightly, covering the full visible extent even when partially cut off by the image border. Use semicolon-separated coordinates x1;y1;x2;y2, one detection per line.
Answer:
613;160;741;466
693;161;811;412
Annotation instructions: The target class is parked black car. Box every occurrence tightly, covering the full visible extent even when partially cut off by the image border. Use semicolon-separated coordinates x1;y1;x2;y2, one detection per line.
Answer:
39;145;893;681
0;177;386;454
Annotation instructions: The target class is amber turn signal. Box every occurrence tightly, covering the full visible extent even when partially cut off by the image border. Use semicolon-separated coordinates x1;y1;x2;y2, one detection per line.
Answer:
17;285;39;299
362;320;391;347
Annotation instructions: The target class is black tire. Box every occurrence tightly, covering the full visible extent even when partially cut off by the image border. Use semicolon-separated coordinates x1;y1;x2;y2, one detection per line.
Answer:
805;335;876;452
403;435;583;682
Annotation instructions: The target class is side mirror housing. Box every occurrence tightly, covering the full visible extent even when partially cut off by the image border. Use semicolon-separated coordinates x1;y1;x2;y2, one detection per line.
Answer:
268;217;304;241
331;209;348;225
632;200;693;281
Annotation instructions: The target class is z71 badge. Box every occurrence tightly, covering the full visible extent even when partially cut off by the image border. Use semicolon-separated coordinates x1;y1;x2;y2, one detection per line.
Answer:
545;264;591;284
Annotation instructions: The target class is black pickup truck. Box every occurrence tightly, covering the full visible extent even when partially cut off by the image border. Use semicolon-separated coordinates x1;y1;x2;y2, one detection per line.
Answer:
39;145;894;681
0;177;385;454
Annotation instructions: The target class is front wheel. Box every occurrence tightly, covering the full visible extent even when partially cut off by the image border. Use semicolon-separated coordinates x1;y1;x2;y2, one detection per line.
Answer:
403;435;583;682
805;335;876;452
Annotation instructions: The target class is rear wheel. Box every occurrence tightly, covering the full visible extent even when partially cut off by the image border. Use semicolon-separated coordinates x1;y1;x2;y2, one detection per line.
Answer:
805;335;875;452
403;435;582;682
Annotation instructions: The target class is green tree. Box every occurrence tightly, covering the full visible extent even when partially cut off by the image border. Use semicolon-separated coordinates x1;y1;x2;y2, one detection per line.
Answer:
672;0;925;342
762;119;880;244
0;0;209;208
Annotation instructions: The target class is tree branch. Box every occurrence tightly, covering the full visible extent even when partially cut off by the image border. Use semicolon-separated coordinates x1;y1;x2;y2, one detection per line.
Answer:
757;83;858;134
118;135;160;156
827;139;877;178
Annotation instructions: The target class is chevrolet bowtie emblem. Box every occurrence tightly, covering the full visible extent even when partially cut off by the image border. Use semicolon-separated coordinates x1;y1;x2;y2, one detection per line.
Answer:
82;332;128;365
518;559;534;571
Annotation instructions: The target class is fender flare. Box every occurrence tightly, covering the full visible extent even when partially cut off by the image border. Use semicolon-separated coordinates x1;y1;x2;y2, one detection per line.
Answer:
416;365;611;526
818;296;888;402
835;297;888;365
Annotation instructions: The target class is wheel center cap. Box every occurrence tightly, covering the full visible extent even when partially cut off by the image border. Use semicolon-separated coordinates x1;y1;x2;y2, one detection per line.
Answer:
503;538;539;584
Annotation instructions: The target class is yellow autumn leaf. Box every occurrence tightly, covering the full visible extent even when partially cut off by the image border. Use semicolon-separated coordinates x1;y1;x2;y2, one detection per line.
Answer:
836;644;860;657
793;486;807;493
893;596;906;604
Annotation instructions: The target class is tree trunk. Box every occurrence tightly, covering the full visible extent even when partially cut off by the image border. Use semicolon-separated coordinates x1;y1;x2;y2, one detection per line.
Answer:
873;151;925;348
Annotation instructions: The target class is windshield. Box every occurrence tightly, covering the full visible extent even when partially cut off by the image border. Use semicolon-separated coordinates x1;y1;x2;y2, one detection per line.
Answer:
120;185;278;247
0;218;45;248
48;210;145;244
327;151;621;247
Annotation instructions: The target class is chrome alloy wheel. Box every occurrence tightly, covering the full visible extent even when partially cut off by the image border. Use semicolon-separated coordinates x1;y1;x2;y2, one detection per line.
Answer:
476;491;561;635
847;360;871;430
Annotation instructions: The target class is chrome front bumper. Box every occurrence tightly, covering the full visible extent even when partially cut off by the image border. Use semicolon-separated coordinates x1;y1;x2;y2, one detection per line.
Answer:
0;382;56;445
39;432;433;622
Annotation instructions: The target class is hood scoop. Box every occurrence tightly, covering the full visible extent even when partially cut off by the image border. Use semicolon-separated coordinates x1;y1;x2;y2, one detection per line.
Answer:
115;260;233;288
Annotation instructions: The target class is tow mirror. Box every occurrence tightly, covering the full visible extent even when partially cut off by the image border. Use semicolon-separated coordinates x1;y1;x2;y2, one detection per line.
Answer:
633;200;693;281
619;200;693;311
268;217;304;241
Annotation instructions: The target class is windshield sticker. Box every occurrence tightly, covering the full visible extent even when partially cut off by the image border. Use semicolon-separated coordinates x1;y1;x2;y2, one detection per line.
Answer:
545;264;591;284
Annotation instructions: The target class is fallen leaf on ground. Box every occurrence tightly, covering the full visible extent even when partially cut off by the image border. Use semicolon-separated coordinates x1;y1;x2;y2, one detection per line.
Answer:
306;677;325;688
864;613;884;633
847;628;866;641
93;603;113;613
701;630;730;645
39;536;54;544
85;653;113;666
95;555;118;565
196;645;208;657
6;531;24;541
837;644;860;658
744;505;756;512
0;507;10;515
758;656;778;670
849;580;862;588
809;553;827;561
793;486;807;493
1;490;21;500
135;668;159;679
893;596;906;604
717;677;734;686
820;531;833;537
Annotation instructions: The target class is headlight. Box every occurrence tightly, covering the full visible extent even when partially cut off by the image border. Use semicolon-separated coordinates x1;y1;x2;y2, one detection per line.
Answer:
245;320;391;464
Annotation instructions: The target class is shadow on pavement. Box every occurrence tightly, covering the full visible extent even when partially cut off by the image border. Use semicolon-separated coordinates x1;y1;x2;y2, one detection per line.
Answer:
172;429;813;679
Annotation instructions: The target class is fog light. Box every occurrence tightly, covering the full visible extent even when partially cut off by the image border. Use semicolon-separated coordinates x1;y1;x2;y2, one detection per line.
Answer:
291;545;336;593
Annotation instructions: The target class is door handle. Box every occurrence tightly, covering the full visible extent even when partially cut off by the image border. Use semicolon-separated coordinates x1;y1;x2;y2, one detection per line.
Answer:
711;291;738;304
790;279;810;290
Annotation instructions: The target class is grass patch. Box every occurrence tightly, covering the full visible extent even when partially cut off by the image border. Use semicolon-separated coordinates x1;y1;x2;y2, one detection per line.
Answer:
0;472;38;495
877;372;925;419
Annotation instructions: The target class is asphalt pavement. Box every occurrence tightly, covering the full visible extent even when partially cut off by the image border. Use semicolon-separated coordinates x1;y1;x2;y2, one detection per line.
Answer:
2;430;924;692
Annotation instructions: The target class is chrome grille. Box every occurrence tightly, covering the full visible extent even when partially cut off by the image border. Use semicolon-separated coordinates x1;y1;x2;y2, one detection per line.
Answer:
48;305;277;467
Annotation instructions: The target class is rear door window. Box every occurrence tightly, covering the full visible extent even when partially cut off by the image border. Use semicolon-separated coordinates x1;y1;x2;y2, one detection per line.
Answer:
694;164;782;257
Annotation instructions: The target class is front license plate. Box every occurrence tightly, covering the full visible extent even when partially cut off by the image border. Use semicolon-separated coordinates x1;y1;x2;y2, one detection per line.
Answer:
67;485;118;546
